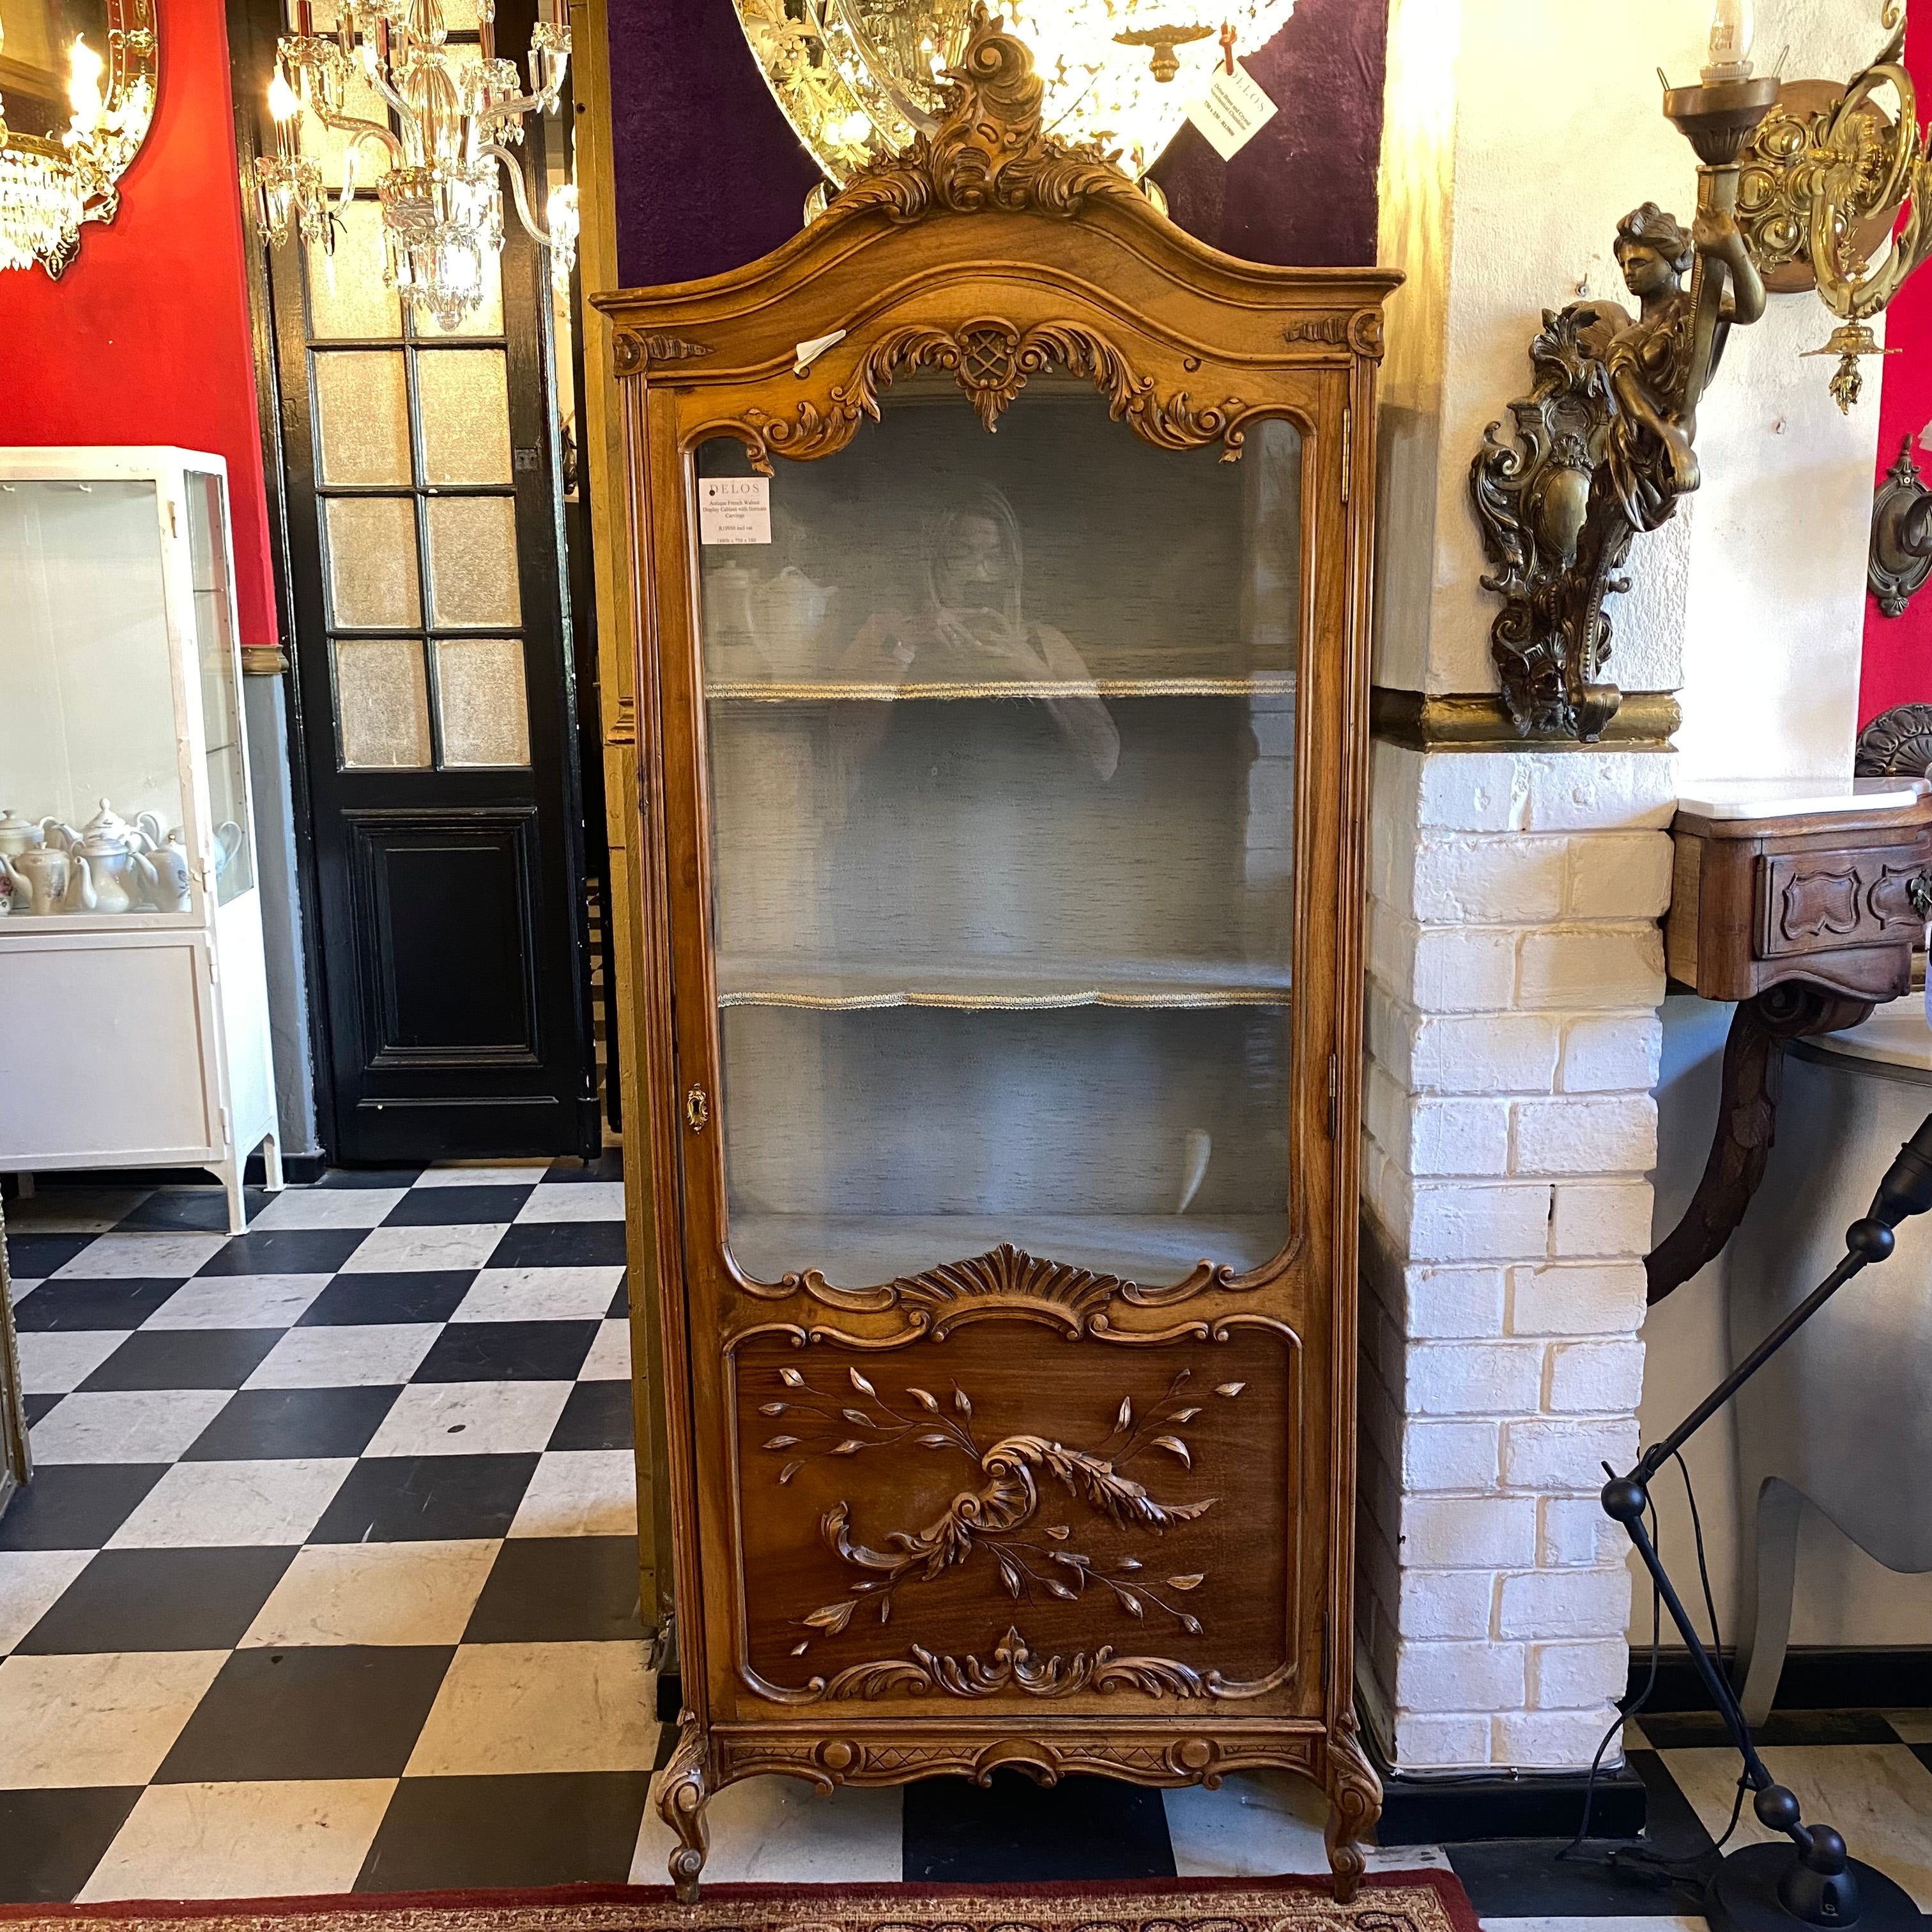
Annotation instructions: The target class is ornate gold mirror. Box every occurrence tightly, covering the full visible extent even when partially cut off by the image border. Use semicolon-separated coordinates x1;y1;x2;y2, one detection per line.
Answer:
0;0;157;276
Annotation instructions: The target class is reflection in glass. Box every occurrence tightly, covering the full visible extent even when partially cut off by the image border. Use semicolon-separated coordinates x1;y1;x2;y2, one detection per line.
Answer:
334;636;431;768
697;390;1303;1292
305;200;402;340
185;473;254;903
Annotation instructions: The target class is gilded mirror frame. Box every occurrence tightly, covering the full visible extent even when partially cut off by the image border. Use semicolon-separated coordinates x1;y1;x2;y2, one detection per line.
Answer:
0;0;158;276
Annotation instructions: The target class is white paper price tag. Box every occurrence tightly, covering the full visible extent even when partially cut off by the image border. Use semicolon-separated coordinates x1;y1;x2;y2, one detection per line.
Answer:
1187;58;1279;161
698;477;772;546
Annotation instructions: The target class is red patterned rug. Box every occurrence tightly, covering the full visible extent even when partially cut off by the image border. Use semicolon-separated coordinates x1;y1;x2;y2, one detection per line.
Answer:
0;1873;1476;1932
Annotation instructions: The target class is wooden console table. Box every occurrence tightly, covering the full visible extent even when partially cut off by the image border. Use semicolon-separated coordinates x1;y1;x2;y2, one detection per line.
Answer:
1650;781;1932;1303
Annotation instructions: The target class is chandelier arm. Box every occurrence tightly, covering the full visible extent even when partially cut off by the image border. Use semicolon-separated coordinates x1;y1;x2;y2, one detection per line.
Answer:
1805;59;1929;322
482;137;556;247
480;84;561;123
821;0;939;137
311;102;406;160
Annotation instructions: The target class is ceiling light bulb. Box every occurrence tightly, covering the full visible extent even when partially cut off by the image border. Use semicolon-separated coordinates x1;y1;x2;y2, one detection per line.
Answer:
267;70;301;121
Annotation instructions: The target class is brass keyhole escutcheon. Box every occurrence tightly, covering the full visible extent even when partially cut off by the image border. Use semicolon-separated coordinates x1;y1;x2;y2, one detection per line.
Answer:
686;1085;710;1133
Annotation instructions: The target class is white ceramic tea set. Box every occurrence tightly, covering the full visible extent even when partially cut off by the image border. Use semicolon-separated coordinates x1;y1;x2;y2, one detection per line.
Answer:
0;800;242;917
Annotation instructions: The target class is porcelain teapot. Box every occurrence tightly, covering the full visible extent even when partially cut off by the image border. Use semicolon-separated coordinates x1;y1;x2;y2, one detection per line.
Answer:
1;847;70;915
0;808;44;859
131;838;193;913
67;808;142;914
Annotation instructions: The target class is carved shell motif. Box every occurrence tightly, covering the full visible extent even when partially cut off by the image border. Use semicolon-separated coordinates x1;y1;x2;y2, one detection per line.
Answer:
1855;702;1932;778
820;6;1144;227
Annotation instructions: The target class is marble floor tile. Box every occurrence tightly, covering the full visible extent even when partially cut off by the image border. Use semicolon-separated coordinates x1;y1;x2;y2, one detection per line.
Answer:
451;1267;626;1325
140;1274;332;1331
7;1188;153;1232
579;1319;632;1383
242;1540;502;1648
631;1774;903;1885
77;1778;397;1901
16;1329;125;1395
1162;1771;1332;1876
249;1189;410;1231
364;1381;574;1459
28;1388;232;1465
413;1165;553;1189
0;1551;92;1655
0;1648;227;1786
1664;1742;1932;1908
106;1458;355;1549
406;1639;657;1776
507;1450;638;1539
514;1184;627;1224
245;1323;442;1390
52;1233;228;1280
1476;1921;1706;1932
341;1225;509;1274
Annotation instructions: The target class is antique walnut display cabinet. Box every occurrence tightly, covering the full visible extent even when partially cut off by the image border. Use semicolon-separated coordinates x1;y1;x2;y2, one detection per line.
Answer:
598;13;1397;1899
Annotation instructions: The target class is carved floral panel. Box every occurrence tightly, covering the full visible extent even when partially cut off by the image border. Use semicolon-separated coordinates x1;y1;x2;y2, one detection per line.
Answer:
731;1322;1300;1706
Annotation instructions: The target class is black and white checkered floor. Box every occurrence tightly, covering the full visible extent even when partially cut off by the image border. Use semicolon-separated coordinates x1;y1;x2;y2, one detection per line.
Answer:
4;1163;1932;1923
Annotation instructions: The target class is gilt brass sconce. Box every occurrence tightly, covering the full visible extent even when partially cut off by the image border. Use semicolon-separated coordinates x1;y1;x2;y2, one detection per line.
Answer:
1471;0;1932;742
1870;438;1932;618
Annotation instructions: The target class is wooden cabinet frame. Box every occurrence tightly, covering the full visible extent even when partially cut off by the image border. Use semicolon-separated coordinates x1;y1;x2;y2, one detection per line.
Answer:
596;16;1397;1901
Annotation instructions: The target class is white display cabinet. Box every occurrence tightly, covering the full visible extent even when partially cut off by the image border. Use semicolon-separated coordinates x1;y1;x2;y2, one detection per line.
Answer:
0;448;282;1231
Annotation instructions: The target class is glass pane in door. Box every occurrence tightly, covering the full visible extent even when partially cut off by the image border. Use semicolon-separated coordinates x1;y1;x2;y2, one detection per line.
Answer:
697;385;1303;1292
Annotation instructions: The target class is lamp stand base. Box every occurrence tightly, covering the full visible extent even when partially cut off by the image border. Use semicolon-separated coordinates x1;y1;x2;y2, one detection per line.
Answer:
1706;1843;1919;1932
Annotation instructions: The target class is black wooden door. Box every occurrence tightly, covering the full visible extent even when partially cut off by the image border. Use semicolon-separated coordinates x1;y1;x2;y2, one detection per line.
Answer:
257;0;598;1162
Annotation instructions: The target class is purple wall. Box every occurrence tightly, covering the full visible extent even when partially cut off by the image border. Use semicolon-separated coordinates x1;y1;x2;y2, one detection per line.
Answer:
607;0;1389;291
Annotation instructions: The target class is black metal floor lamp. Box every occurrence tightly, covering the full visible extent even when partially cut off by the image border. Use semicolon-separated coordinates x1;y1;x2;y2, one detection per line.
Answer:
1603;1118;1932;1932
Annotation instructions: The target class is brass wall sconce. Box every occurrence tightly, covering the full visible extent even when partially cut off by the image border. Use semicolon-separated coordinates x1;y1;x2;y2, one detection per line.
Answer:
1472;0;1932;742
1870;438;1932;618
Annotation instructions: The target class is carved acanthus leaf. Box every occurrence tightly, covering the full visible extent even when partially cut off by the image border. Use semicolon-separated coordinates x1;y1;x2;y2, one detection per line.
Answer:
819;7;1144;228
725;325;1248;476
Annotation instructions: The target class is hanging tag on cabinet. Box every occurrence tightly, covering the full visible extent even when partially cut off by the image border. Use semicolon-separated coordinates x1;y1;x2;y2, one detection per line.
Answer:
1186;57;1278;160
699;477;772;546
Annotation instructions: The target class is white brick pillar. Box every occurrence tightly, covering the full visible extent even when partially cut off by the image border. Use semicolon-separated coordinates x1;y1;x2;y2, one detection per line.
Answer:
1360;746;1670;1767
1365;0;1886;1774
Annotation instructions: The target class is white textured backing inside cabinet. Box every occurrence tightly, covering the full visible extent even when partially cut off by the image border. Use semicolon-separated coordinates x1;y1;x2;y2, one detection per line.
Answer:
0;938;216;1163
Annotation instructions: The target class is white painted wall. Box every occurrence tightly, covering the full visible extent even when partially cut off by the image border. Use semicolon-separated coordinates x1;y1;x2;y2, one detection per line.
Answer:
1373;0;1904;1761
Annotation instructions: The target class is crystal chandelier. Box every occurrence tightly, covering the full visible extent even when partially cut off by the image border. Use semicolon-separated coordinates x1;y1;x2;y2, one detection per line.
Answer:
258;0;578;331
0;26;157;277
737;1;1298;192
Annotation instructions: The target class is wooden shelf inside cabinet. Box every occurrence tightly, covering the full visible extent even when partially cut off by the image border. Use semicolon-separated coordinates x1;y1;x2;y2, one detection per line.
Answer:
715;955;1294;1012
594;10;1395;1903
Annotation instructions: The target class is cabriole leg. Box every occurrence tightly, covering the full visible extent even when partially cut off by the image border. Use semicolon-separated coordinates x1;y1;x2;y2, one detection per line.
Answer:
1324;1714;1383;1903
659;1712;711;1903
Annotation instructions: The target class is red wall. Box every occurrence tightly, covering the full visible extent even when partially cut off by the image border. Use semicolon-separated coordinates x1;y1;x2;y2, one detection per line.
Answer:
1862;0;1932;724
0;0;280;647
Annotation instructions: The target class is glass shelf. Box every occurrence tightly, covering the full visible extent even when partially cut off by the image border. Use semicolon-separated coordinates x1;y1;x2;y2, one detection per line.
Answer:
707;673;1298;703
716;953;1292;1011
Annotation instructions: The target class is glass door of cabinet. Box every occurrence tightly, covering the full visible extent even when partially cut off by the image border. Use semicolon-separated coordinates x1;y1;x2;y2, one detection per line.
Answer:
694;385;1303;1292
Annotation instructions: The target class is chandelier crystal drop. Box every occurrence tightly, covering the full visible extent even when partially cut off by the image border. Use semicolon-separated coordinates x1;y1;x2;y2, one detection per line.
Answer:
735;1;1298;191
258;0;577;330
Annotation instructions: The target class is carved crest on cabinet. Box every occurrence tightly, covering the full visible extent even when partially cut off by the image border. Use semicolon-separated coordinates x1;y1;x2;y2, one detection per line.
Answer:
728;323;1250;474
822;8;1145;228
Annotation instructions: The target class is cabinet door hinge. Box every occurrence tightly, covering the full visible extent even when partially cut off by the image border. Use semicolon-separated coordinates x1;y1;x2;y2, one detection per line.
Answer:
1341;410;1353;503
1327;1052;1339;1140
